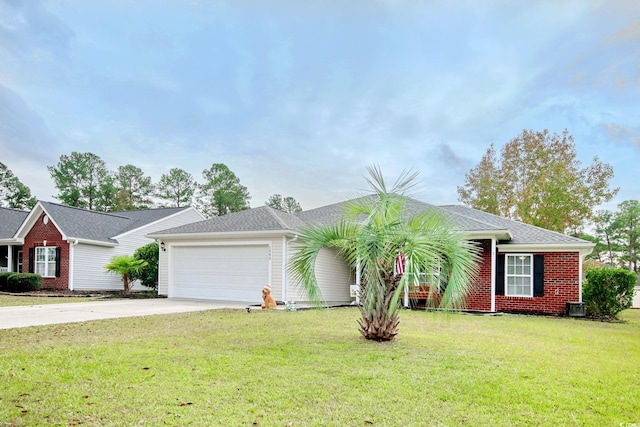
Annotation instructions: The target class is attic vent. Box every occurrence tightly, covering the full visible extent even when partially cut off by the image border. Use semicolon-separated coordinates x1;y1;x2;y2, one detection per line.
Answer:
43;215;49;225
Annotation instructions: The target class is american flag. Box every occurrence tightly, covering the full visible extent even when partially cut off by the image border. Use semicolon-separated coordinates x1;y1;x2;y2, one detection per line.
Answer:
395;252;405;276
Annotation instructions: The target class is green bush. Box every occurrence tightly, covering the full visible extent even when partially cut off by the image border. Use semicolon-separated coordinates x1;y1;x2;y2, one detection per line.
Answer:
0;272;14;291
6;273;43;292
133;242;159;291
583;267;636;320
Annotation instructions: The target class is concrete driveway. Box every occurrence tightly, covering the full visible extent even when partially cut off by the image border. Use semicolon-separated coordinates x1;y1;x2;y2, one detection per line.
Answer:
0;299;250;329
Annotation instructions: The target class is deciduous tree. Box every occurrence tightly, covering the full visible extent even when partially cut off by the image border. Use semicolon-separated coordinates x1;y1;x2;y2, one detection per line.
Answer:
458;129;618;233
197;163;250;217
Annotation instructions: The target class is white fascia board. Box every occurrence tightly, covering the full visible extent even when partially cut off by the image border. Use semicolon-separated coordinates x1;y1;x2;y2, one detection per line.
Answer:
147;230;298;240
496;242;595;253
463;230;513;240
14;202;44;238
14;202;70;242
68;237;118;247
0;238;23;244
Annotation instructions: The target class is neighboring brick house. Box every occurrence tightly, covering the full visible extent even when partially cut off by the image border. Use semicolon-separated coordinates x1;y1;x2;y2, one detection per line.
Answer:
8;201;205;291
0;207;29;274
149;197;594;315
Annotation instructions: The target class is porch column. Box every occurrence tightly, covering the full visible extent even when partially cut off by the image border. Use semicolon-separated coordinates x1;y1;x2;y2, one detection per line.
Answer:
7;245;12;273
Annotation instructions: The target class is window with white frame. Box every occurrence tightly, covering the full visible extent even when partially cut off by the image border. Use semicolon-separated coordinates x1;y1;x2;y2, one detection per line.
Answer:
505;254;533;297
35;247;57;277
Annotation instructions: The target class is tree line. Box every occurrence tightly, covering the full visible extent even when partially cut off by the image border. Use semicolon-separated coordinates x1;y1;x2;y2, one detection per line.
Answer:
0;129;632;266
0;153;301;217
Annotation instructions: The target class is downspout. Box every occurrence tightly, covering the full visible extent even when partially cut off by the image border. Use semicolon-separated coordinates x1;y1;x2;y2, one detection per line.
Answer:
491;238;496;312
578;248;592;303
69;239;79;291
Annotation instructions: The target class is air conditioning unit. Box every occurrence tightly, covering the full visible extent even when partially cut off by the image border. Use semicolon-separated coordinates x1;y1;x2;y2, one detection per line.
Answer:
566;302;585;317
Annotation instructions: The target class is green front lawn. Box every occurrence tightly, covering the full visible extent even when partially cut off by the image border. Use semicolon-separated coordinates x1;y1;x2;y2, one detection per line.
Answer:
1;308;638;426
0;294;101;307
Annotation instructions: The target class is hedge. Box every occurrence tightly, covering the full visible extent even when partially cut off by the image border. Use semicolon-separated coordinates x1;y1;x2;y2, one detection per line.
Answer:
4;273;43;293
583;267;636;320
0;272;13;291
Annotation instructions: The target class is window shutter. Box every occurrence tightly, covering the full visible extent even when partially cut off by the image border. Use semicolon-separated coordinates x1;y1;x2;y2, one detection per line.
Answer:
495;254;505;296
55;247;62;277
533;255;544;297
28;248;34;273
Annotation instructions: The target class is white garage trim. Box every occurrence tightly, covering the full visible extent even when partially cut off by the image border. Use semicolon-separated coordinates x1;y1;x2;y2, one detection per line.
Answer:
167;241;272;303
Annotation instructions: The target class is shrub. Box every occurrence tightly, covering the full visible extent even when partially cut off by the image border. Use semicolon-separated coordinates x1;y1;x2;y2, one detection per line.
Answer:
6;273;43;293
0;272;14;291
133;242;159;291
104;255;147;294
583;267;636;320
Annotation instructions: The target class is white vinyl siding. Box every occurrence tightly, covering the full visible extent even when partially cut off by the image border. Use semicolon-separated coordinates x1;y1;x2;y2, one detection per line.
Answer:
73;244;125;291
71;209;204;291
506;254;533;297
288;247;352;304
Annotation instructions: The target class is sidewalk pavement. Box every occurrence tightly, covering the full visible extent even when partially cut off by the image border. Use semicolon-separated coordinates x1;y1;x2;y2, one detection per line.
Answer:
0;298;250;330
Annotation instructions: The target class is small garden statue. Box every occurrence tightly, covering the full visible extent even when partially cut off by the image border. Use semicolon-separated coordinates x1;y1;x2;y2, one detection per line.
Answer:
261;284;277;309
285;300;297;312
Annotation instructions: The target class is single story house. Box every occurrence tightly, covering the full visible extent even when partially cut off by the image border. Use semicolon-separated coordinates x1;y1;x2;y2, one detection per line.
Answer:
148;197;594;314
2;201;204;291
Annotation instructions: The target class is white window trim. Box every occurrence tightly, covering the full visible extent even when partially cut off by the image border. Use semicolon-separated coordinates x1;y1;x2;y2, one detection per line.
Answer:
35;246;57;278
505;254;533;298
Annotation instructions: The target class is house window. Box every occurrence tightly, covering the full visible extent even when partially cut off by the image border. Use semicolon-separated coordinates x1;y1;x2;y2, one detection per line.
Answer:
505;254;533;297
35;247;57;278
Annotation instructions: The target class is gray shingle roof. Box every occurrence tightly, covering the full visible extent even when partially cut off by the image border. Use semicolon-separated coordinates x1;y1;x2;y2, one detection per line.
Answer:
153;205;306;235
0;207;29;239
150;196;591;248
38;202;189;243
438;205;589;245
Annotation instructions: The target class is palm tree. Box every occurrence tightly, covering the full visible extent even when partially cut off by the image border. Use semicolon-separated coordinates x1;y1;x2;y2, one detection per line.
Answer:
104;255;148;294
289;166;481;341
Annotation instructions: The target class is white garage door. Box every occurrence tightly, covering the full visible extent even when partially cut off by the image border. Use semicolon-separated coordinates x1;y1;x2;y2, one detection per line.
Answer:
171;245;269;302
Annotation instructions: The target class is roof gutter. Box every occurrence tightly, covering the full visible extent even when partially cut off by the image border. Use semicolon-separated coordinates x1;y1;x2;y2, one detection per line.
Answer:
464;229;513;241
496;242;595;253
65;237;118;247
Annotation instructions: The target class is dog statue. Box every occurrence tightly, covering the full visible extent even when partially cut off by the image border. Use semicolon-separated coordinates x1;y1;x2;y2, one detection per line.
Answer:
262;284;277;309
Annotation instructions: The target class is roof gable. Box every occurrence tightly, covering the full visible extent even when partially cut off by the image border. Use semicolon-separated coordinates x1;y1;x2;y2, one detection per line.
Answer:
16;201;192;244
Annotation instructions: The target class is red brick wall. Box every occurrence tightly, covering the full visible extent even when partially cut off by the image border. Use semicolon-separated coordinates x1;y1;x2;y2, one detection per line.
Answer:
462;241;581;315
22;212;70;290
495;252;580;314
464;239;492;311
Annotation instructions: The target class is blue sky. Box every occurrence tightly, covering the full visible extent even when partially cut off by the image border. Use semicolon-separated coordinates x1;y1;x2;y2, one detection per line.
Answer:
1;0;639;212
